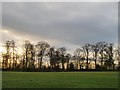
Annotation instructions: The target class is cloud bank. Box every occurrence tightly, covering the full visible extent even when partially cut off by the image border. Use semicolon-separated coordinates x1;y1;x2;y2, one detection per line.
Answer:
2;2;118;53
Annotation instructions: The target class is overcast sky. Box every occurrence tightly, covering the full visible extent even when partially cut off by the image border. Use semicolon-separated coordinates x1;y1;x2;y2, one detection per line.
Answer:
1;2;118;53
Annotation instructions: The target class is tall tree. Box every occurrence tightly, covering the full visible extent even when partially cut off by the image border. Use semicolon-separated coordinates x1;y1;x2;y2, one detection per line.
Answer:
36;41;50;69
65;53;71;69
82;44;91;70
91;43;99;69
97;42;108;68
2;41;12;69
28;44;35;70
105;43;114;69
23;40;35;69
11;40;17;69
58;47;66;70
74;48;83;69
48;47;56;69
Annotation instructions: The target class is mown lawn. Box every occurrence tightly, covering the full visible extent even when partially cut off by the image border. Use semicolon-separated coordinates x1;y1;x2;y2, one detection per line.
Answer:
2;71;118;88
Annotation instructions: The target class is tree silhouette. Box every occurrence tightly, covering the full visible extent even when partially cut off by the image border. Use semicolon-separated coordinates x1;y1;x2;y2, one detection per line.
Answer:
11;40;17;69
1;40;119;71
2;41;12;69
28;44;35;70
97;42;108;69
22;40;35;70
74;48;84;69
48;47;56;69
104;43;114;69
58;47;66;70
91;43;99;70
82;44;91;70
65;53;71;69
36;41;50;70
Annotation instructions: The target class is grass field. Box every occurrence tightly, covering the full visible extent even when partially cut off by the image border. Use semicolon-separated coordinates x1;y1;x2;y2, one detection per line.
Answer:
2;71;118;88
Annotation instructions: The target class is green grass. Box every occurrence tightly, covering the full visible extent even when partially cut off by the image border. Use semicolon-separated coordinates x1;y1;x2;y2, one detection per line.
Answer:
2;71;118;88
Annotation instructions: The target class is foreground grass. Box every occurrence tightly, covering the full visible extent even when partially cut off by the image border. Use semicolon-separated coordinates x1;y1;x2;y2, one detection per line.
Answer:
2;71;118;88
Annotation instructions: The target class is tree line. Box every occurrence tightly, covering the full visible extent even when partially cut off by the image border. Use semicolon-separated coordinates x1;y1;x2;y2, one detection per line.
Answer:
1;40;120;71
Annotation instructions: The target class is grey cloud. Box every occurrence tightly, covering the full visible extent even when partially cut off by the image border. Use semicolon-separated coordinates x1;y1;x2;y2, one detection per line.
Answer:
2;2;118;49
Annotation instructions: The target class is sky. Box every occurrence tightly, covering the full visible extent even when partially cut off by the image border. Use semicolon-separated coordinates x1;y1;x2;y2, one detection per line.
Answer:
1;2;118;54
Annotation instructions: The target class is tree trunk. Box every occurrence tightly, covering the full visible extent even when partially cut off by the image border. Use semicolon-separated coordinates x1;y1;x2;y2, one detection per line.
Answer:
12;47;15;69
95;53;97;70
62;59;64;70
101;52;103;68
39;57;43;70
86;52;89;70
25;50;28;69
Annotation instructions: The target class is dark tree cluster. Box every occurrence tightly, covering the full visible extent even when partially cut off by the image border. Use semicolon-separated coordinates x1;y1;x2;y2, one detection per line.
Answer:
1;40;120;72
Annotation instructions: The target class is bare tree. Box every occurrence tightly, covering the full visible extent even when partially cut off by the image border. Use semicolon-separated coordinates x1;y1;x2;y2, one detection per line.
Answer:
23;41;34;69
58;47;66;70
36;41;50;69
91;43;99;69
82;44;91;70
104;43;114;69
29;44;35;70
74;48;83;69
48;47;56;69
97;42;108;68
65;53;71;69
11;40;17;69
2;41;12;69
